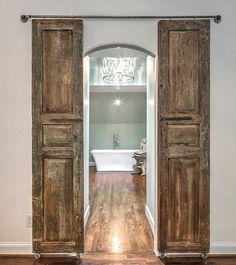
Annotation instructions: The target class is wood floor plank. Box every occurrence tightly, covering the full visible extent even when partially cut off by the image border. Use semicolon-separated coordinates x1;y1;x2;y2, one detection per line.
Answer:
0;256;236;265
85;169;153;253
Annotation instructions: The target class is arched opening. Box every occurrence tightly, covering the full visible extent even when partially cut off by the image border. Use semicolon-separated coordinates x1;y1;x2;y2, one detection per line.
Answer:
83;44;157;253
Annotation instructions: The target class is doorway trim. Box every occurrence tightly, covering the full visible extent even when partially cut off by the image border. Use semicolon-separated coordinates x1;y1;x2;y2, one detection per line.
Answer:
84;43;156;58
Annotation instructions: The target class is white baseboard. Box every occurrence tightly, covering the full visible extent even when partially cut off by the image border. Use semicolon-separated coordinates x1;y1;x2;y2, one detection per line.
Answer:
84;204;90;227
210;242;236;254
1;241;235;255
145;205;154;235
1;217;235;255
0;242;32;254
89;162;96;167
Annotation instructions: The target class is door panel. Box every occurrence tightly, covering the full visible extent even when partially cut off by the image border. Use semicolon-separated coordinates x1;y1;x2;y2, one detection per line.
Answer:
32;20;84;254
167;158;200;244
42;125;74;147
42;29;74;114
166;124;199;146
168;30;199;113
158;20;210;253
43;158;73;242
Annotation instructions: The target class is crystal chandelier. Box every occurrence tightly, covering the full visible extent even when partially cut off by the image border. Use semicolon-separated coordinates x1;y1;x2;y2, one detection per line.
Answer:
103;57;135;84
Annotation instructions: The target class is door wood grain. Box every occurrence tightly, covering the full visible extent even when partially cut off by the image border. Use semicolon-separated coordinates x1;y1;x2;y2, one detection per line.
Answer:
158;20;210;253
32;19;84;254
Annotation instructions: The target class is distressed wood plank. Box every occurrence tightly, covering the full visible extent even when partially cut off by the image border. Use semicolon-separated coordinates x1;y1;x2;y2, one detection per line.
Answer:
32;19;84;254
158;20;210;253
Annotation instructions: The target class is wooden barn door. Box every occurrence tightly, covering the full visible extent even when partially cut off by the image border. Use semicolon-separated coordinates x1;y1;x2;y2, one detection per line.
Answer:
158;20;210;254
32;20;84;254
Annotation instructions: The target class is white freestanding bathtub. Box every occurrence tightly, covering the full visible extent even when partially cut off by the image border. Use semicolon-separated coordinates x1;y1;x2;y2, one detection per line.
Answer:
91;149;138;171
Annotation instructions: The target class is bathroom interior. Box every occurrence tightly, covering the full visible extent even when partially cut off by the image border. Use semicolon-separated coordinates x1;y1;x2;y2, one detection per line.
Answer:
84;46;156;253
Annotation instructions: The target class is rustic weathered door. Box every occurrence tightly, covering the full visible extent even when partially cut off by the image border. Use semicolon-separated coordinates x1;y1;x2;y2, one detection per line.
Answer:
32;20;84;254
158;20;210;254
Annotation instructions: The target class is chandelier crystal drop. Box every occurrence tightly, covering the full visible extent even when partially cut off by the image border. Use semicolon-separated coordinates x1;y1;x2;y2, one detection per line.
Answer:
103;57;135;84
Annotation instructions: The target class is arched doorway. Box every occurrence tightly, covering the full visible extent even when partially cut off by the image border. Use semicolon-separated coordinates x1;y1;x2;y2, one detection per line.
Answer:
83;44;157;253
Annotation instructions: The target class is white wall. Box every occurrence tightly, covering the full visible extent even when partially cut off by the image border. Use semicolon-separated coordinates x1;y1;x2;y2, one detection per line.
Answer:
0;0;236;254
89;92;146;161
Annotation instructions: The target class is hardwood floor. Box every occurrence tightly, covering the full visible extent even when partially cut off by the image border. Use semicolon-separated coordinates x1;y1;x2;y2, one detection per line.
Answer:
85;169;154;252
0;255;236;265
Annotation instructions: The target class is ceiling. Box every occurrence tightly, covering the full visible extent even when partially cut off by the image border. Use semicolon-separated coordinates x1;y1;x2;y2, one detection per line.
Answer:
89;46;148;58
90;85;146;93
